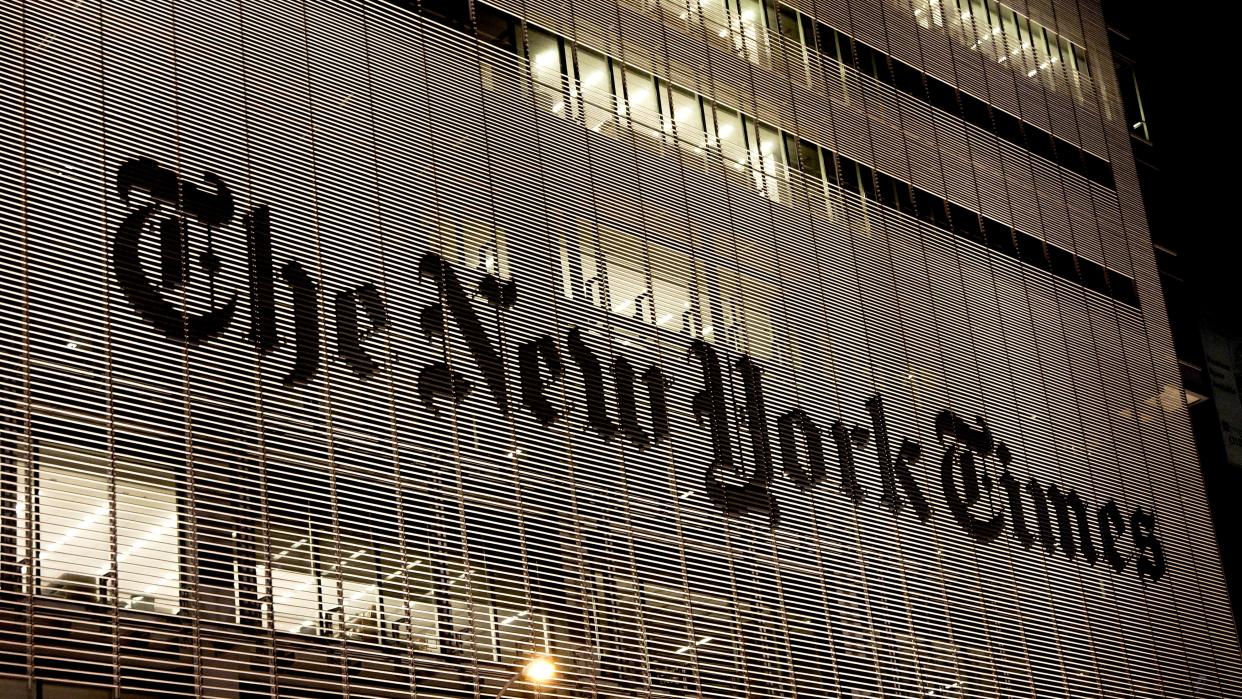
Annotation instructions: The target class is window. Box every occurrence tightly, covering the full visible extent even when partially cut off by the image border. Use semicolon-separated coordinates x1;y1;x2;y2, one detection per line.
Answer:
711;265;777;357
760;1;1113;186
390;0;1136;307
442;214;508;280
733;0;766;61
913;0;945;29
1015;232;1050;270
712;106;748;171
749;120;787;200
421;0;471;32
262;496;444;650
578;47;617;134
475;3;518;53
567;224;708;337
527;25;567;117
1116;60;1150;141
670;86;706;151
949;202;984;245
26;443;179;613
876;171;914;216
622;67;662;138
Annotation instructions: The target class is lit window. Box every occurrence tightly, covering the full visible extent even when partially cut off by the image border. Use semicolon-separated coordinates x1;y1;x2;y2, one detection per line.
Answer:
670;87;706;151
712;107;747;170
623;68;662;138
527;26;567;117
577;47;615;133
33;443;179;613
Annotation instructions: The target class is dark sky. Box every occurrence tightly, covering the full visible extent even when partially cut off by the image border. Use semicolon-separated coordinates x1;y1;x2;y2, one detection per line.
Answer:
1108;2;1236;331
1103;0;1242;627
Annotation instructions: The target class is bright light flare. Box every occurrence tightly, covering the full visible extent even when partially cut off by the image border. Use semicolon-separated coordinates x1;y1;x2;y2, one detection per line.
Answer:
523;656;557;685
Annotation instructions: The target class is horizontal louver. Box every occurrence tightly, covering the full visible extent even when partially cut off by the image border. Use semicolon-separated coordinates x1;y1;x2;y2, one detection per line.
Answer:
0;0;1235;697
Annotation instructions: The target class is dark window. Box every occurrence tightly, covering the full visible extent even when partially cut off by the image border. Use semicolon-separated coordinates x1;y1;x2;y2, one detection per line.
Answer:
778;6;802;43
855;161;876;197
1054;140;1087;178
821;149;841;187
1155;247;1181;281
1159;274;1202;363
1015;232;1050;270
1116;60;1149;141
1025;126;1057;164
476;3;519;53
1107;270;1140;306
874;171;896;207
1073;44;1090;77
993;109;1024;145
960;93;992;132
422;0;471;32
763;0;781;35
949;203;984;245
1085;154;1114;188
877;171;915;215
892;59;923;96
983;218;1018;257
856;42;892;85
926;78;960;117
783;133;800;166
839;159;863;195
1048;244;1079;283
816;24;843;63
801;15;817;50
914;188;949;229
797;139;823;180
1080;259;1110;296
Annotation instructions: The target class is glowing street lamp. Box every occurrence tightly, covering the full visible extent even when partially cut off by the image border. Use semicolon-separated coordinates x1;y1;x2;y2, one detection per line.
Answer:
495;655;558;697
523;656;557;684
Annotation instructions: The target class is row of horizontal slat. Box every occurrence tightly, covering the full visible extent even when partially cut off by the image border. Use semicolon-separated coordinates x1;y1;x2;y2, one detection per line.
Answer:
0;0;1235;698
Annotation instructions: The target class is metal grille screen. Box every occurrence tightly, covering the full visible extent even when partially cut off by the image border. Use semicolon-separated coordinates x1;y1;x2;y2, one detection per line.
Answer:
1;0;1237;697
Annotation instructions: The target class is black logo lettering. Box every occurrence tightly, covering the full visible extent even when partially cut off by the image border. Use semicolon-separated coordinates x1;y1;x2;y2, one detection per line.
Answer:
1097;499;1129;573
103;158;1172;580
335;282;390;379
867;395;931;522
243;205;278;354
777;408;826;493
416;252;510;414
1130;507;1165;582
692;341;778;524
832;418;870;504
519;335;566;426
113;158;237;345
937;409;1005;543
1046;485;1098;565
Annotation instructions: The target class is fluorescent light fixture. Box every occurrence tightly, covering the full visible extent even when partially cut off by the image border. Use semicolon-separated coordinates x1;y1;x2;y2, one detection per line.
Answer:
675;635;715;654
274;538;307;562
41;503;109;559
500;609;530;626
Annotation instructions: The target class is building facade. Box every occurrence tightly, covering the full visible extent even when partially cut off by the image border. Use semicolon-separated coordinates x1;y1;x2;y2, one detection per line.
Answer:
1;0;1238;697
